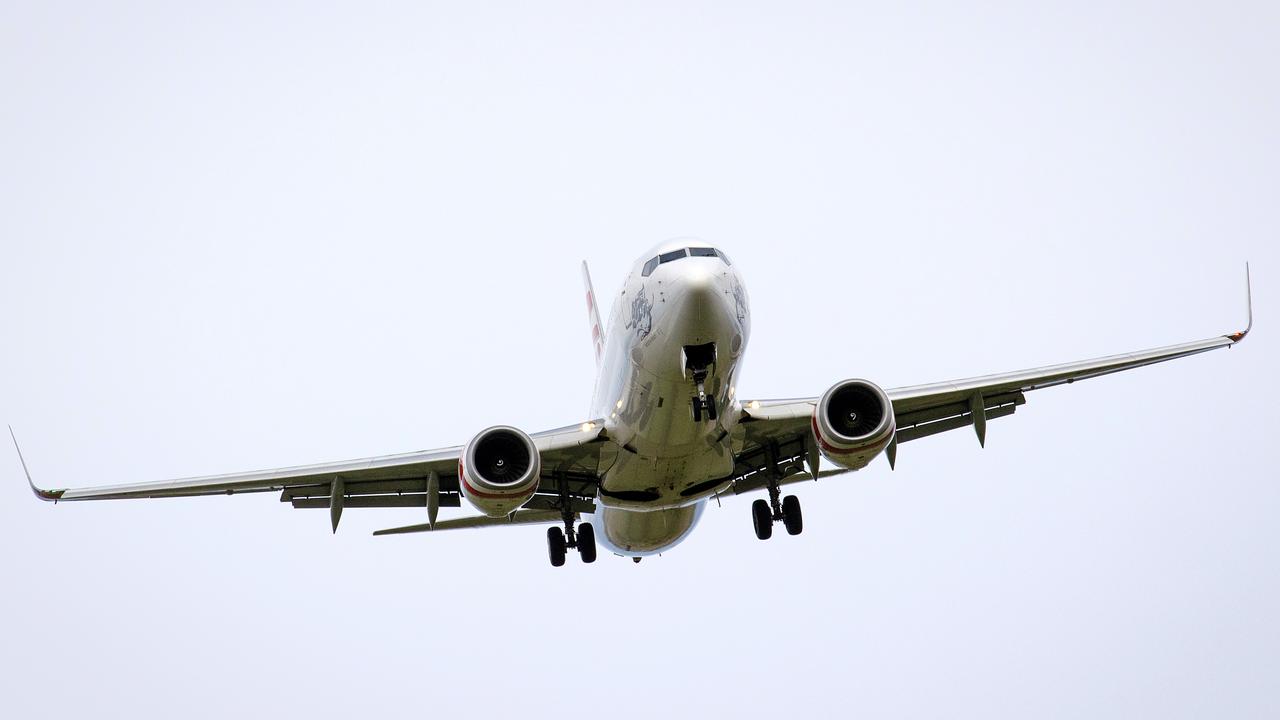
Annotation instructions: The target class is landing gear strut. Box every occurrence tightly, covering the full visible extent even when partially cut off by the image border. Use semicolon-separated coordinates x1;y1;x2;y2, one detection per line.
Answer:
546;473;596;567
751;441;804;540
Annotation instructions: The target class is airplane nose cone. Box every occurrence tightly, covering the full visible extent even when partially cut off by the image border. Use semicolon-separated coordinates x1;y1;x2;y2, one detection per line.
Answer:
680;269;720;305
671;268;733;342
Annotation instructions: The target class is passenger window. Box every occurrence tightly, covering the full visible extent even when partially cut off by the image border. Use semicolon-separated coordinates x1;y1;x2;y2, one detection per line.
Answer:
641;257;660;277
659;249;688;264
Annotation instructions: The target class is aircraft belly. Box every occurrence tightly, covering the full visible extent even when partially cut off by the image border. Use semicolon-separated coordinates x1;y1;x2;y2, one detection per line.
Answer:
600;448;733;508
595;503;705;556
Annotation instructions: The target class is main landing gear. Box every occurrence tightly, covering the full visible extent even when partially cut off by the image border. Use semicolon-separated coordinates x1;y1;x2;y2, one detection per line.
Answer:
751;442;803;540
547;522;596;567
751;495;803;540
546;474;596;567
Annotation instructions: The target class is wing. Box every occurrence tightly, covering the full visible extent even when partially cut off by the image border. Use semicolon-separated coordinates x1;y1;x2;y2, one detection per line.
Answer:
14;422;607;532
718;267;1253;498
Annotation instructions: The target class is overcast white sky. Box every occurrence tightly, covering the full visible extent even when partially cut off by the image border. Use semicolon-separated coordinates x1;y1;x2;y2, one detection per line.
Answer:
2;2;1277;718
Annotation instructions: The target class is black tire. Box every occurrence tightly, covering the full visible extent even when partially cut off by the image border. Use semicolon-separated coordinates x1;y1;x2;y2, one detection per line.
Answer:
692;398;702;423
577;522;597;564
547;526;567;567
782;495;803;536
752;498;773;540
706;396;718;421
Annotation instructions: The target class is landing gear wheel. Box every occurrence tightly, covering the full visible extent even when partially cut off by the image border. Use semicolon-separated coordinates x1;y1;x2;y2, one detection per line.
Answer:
752;498;773;540
782;495;803;536
706;396;718;421
577;522;597;563
547;526;567;567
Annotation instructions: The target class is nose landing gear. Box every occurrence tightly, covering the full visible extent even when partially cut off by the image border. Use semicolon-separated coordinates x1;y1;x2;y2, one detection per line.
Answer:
692;388;718;423
684;342;719;422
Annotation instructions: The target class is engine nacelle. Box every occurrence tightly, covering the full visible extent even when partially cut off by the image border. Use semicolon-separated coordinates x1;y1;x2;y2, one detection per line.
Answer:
459;426;541;518
812;379;896;470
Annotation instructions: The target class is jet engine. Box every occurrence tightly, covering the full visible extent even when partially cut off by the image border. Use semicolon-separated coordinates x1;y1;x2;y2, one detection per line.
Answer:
459;426;541;518
811;379;896;470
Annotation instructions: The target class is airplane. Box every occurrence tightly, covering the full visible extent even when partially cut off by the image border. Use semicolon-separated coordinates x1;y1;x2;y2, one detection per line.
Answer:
13;242;1253;567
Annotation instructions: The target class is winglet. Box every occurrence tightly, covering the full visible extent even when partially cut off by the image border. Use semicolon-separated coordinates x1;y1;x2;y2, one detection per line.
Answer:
1227;262;1253;343
9;426;64;502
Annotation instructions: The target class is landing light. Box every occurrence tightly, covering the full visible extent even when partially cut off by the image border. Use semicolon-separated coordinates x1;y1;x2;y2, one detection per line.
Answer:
748;400;761;409
581;422;595;433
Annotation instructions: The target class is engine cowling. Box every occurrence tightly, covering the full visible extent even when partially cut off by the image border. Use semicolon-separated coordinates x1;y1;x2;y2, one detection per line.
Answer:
459;426;541;518
812;379;896;470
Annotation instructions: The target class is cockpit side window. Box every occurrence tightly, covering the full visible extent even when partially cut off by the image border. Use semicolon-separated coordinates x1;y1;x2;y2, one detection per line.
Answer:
641;256;660;277
715;249;732;266
659;249;688;264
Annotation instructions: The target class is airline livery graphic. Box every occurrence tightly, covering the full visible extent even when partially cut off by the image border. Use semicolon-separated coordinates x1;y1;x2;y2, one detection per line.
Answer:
624;285;653;339
14;244;1252;567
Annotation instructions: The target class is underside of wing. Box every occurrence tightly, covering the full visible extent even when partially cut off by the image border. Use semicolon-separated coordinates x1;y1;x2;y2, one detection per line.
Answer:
723;266;1251;494
730;329;1246;469
14;421;608;532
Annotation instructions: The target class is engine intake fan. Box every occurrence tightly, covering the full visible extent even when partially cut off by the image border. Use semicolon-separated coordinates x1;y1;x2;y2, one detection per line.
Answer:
811;379;896;470
459;426;541;517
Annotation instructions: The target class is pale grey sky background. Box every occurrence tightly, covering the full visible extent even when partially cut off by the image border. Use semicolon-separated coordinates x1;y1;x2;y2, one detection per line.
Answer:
1;2;1276;718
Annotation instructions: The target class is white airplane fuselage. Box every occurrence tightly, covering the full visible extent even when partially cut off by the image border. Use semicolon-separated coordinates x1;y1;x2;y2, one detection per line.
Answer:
587;241;751;557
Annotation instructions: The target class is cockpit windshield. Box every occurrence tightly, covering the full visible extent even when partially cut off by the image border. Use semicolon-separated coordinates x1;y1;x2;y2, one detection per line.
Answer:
641;247;732;277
